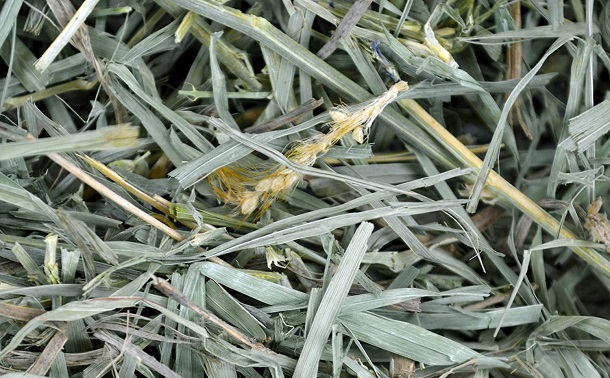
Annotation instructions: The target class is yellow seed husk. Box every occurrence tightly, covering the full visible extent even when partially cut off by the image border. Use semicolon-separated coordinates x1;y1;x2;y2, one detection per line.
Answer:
352;127;365;144
255;178;274;193
584;197;610;249
209;81;409;216
238;191;260;216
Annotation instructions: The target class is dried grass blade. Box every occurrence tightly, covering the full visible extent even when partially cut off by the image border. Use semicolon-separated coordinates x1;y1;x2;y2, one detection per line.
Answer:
293;222;373;377
467;35;573;212
0;0;24;49
317;0;374;59
28;329;68;376
152;276;289;361
243;98;323;133
36;0;101;71
0;126;138;160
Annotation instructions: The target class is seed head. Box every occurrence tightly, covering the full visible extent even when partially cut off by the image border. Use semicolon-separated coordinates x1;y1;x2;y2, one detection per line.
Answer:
352;127;365;144
329;110;349;123
584;197;610;249
255;178;274;193
238;191;260;216
208;81;409;217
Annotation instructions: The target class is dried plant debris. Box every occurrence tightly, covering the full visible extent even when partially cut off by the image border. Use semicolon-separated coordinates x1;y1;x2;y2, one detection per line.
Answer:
585;197;610;250
208;81;408;216
1;0;610;377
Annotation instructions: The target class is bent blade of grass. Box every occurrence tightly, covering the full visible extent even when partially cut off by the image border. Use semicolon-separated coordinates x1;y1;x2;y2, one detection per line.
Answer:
0;174;60;225
186;15;262;91
340;311;507;367
468;35;573;212
0;35;49;92
296;8;316;121
529;316;610;345
274;11;302;114
121;20;180;64
196;262;309;306
107;63;213;153
206;201;465;257
206;280;266;341
210;31;239;129
11;243;45;284
549;38;594;196
0;0;24;51
106;77;186;166
459;23;595;43
293;222;373;377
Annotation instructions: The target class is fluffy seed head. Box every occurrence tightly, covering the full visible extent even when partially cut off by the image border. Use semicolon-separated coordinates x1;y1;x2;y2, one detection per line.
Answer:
585;197;610;249
238;191;260;215
209;81;409;217
329;110;349;123
255;178;274;193
352;127;365;144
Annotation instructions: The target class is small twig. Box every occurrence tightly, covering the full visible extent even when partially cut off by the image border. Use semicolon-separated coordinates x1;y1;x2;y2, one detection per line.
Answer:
399;97;610;274
152;276;276;352
48;152;184;241
80;155;173;216
28;327;68;376
94;330;181;378
81;155;236;259
244;98;323;133
462;293;510;311
439;359;477;378
15;132;195;253
2;79;98;111
317;0;374;60
505;0;531;139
